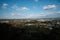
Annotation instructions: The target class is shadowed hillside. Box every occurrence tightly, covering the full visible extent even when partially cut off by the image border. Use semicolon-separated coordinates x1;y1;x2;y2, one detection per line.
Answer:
0;22;60;40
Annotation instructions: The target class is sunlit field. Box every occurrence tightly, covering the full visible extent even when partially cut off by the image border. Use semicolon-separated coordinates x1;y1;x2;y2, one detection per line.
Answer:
0;18;60;40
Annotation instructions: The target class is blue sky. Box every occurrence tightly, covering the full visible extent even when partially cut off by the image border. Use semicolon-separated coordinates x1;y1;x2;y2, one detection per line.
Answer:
0;0;60;19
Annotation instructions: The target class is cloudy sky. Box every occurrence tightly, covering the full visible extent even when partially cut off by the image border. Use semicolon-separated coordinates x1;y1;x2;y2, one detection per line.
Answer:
0;0;60;19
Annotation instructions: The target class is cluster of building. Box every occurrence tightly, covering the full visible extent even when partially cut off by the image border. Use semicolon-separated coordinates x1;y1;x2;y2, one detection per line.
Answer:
0;19;60;29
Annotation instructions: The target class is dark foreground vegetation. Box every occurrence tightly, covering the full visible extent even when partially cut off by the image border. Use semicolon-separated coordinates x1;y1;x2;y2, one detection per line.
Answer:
0;23;60;40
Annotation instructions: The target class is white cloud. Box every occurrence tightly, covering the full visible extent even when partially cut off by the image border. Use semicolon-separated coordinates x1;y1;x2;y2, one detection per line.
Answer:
11;13;21;16
24;13;50;18
43;5;56;10
12;5;29;11
39;13;48;16
12;5;18;9
11;5;21;10
9;11;60;19
21;7;29;11
57;11;60;13
34;0;39;2
10;13;38;19
10;13;26;19
41;11;60;18
2;3;8;8
25;13;51;18
42;12;60;18
26;14;36;18
2;11;60;19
